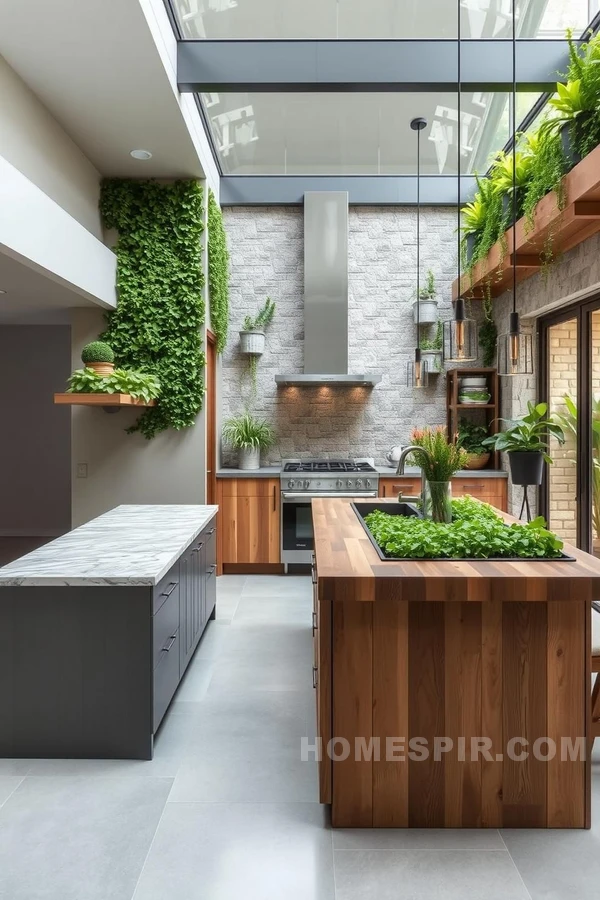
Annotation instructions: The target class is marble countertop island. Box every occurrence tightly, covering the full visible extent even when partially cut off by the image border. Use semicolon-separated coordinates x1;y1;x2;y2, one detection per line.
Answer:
0;504;218;587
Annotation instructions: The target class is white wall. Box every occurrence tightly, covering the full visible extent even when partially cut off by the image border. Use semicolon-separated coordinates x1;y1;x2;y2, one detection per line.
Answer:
0;325;71;535
71;308;207;527
0;55;102;238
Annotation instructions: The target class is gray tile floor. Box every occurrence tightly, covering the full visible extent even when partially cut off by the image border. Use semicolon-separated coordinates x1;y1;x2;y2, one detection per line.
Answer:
0;573;599;898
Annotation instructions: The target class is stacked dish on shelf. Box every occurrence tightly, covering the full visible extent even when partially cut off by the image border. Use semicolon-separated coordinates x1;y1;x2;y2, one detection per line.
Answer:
458;376;491;405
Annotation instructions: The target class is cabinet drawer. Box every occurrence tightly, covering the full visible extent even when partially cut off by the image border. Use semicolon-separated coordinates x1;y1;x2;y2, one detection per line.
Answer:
204;522;217;573
153;560;180;615
219;478;278;498
153;630;180;732
379;478;420;498
153;583;180;670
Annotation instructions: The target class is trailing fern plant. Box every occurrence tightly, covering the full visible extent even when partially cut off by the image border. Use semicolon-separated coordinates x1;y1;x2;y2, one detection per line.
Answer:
100;179;205;439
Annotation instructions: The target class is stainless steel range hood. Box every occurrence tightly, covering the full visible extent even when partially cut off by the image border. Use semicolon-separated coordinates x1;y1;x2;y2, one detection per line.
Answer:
275;191;381;388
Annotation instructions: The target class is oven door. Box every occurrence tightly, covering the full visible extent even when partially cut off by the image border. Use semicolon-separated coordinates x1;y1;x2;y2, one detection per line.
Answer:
281;497;314;562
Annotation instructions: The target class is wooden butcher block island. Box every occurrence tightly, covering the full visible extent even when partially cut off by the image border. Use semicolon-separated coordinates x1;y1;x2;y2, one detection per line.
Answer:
311;497;600;829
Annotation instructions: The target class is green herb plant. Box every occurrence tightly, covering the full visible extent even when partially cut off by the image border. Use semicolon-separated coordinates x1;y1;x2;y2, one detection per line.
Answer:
67;368;161;404
456;419;489;455
221;413;275;451
100;179;205;439
364;496;564;560
420;321;443;351
483;401;565;462
207;189;230;353
81;341;114;364
410;427;468;480
242;297;276;332
419;269;436;299
479;291;498;366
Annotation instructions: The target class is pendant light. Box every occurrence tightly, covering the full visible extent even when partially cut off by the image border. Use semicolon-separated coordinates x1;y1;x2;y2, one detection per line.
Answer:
407;116;429;389
498;0;534;377
443;0;477;364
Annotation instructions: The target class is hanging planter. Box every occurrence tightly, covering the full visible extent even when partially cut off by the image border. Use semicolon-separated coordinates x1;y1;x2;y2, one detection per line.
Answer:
239;330;265;355
412;298;438;325
420;349;443;374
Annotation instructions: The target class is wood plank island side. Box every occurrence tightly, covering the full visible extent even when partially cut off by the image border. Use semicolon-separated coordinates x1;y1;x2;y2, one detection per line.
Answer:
312;498;597;829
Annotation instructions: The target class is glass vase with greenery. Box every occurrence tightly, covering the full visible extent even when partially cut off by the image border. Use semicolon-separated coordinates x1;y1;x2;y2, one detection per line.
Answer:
222;413;275;470
410;427;468;523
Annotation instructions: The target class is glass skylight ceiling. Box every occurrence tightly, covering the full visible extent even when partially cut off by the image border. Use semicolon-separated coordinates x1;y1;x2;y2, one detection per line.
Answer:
200;91;540;176
172;0;599;40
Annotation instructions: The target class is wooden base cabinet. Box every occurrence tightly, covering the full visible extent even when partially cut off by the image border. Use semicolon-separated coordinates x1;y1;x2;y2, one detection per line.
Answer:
379;475;508;512
217;478;280;568
0;518;218;761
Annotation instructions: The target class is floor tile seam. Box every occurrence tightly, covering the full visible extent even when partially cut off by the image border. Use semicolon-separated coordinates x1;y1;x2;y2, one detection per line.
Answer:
0;776;26;808
128;780;176;900
495;833;534;900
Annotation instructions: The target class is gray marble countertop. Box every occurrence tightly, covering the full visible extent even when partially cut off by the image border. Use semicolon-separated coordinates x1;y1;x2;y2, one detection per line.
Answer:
0;505;218;588
218;465;507;479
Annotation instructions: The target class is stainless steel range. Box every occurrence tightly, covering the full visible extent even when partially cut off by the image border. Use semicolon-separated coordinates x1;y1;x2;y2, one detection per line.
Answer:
280;459;379;567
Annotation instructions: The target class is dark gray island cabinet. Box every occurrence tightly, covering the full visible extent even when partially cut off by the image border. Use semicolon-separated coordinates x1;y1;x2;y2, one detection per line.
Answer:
0;505;218;760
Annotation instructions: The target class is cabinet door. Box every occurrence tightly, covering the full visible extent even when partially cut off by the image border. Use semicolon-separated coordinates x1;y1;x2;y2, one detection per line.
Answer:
204;524;217;619
452;477;507;511
219;479;280;564
179;550;194;676
379;477;421;499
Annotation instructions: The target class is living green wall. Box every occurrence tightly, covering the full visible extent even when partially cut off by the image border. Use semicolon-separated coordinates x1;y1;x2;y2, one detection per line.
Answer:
100;179;205;439
207;189;230;353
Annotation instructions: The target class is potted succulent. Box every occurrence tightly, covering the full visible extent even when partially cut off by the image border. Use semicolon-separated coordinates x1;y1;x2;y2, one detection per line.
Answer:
80;340;115;375
420;321;443;374
222;412;275;470
412;270;438;325
483;401;565;485
239;296;276;356
409;426;468;523
456;419;491;470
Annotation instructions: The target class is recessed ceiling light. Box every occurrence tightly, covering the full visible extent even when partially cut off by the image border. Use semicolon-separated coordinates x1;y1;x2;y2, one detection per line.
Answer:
0;290;6;295
130;149;152;160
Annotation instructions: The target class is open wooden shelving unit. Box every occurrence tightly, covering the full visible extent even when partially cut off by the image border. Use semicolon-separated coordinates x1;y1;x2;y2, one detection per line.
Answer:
452;142;600;300
446;367;500;470
54;393;156;408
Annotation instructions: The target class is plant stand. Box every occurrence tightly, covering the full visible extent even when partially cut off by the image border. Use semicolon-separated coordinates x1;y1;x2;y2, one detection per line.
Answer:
518;485;534;522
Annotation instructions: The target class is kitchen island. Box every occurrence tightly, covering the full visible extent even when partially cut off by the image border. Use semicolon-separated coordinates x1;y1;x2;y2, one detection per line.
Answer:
312;497;599;829
0;505;217;760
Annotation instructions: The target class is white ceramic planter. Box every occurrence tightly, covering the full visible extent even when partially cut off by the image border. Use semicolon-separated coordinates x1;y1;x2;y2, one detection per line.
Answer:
421;350;443;374
413;298;438;325
239;330;265;355
238;446;261;470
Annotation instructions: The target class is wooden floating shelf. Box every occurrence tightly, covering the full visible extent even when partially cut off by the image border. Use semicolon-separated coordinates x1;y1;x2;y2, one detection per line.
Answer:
453;142;600;300
54;393;156;407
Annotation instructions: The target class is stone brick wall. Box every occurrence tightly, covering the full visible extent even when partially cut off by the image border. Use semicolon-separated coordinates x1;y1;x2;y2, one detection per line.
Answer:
221;206;483;465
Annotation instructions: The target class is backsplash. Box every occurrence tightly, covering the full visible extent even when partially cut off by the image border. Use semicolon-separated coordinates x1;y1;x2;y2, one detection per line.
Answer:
221;206;482;466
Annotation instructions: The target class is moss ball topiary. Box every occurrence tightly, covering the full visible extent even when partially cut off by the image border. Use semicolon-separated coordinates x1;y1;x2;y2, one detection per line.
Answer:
81;341;114;364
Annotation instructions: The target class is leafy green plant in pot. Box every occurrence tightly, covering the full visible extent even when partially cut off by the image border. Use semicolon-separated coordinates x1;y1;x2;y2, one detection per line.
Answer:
456;419;491;470
240;297;276;356
483;401;565;485
420;321;443;373
460;191;487;264
222;413;275;470
409;426;468;523
489;149;533;223
80;340;115;376
413;270;438;325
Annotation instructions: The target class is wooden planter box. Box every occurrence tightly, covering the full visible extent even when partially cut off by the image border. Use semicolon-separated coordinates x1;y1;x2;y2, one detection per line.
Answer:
54;393;156;407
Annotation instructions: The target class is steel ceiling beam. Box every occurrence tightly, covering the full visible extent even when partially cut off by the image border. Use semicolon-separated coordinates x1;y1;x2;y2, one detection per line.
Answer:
178;39;570;93
220;175;477;206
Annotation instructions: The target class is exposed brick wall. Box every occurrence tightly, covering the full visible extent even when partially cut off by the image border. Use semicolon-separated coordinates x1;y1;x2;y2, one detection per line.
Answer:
221;206;483;465
546;320;578;544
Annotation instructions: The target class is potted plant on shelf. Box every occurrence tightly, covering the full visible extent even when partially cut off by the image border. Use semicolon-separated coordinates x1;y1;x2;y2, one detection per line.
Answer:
489;149;533;222
66;367;161;406
483;401;565;486
460;179;489;264
420;321;443;373
239;296;276;355
409;426;468;523
80;341;115;375
456;419;491;470
412;270;438;325
222;412;275;470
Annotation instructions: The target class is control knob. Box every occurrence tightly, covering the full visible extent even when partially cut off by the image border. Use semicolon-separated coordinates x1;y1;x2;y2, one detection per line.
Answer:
336;479;344;489
356;478;363;489
287;480;295;489
304;480;311;489
347;479;354;489
365;479;372;489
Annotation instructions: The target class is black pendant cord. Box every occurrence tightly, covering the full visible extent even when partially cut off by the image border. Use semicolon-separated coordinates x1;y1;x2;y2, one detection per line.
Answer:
457;0;461;305
416;123;421;346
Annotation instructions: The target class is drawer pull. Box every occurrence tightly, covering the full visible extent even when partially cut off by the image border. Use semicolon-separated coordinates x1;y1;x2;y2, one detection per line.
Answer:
161;582;178;598
311;565;317;586
206;528;215;536
312;611;318;634
162;634;177;653
312;665;318;689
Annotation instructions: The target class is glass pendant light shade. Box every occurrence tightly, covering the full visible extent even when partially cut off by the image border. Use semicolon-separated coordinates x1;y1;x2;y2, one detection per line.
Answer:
443;298;478;362
498;312;534;376
407;348;430;388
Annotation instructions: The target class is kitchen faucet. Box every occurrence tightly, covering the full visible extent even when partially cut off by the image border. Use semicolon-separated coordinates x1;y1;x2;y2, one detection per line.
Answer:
395;444;433;504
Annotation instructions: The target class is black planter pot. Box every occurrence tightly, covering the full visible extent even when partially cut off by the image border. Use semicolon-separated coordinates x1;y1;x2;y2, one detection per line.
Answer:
501;191;523;225
508;451;544;487
465;232;478;264
559;113;594;171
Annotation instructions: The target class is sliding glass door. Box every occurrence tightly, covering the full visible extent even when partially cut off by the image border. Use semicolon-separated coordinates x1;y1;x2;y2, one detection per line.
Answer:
541;299;600;555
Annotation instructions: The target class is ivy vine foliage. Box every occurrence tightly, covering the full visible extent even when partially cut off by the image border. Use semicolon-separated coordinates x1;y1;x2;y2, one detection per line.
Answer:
100;179;205;439
207;189;230;353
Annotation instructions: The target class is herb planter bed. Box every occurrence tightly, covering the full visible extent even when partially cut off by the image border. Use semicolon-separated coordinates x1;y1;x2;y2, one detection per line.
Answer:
352;499;573;561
